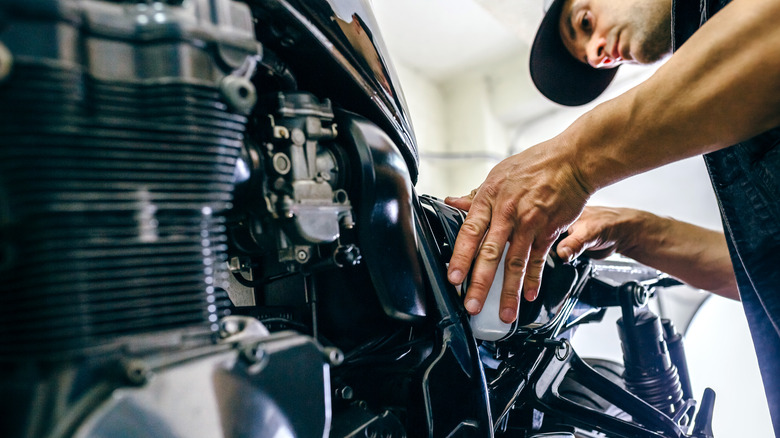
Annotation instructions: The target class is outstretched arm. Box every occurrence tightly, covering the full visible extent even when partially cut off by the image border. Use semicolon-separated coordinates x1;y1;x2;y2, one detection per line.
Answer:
556;206;739;300
446;0;779;322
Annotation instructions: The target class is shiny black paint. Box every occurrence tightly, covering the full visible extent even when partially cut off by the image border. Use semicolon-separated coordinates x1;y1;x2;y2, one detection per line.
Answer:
413;194;494;437
338;110;426;321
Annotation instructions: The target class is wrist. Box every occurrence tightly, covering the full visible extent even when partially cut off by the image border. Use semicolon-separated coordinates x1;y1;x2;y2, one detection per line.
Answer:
616;209;663;258
563;98;643;193
562;113;614;194
555;125;599;197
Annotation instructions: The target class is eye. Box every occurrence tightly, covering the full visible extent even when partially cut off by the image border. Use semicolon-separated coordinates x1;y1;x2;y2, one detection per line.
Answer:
580;11;593;33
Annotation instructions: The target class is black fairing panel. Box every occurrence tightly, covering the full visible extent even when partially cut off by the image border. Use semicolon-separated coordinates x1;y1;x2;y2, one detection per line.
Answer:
338;111;426;321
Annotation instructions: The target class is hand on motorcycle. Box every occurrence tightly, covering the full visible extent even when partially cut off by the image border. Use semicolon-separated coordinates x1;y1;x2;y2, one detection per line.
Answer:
558;205;740;300
444;142;591;324
555;206;640;262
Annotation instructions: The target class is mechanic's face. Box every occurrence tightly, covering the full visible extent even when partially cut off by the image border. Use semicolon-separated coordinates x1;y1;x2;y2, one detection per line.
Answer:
558;0;672;69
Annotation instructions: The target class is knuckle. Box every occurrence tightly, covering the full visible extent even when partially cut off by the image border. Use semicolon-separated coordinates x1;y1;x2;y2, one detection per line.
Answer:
524;260;545;283
501;288;521;307
506;256;527;272
478;242;504;262
483;183;500;198
501;286;520;300
460;220;484;238
468;278;493;294
527;257;546;271
499;202;517;219
524;271;542;284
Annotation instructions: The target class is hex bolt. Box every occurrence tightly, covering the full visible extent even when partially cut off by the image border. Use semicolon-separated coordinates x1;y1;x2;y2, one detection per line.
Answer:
336;385;354;400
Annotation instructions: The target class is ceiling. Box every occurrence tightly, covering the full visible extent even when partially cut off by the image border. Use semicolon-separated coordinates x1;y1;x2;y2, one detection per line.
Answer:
370;0;547;81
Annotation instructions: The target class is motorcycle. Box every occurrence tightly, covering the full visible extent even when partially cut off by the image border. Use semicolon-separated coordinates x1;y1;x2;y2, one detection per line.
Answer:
0;0;716;437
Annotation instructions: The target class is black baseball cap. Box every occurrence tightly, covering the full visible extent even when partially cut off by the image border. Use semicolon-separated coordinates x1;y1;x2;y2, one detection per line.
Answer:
529;0;618;106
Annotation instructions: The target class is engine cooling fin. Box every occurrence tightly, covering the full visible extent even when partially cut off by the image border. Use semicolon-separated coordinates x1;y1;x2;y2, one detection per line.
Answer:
0;62;244;359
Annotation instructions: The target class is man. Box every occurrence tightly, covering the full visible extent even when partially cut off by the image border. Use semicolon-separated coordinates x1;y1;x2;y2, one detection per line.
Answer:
444;0;780;432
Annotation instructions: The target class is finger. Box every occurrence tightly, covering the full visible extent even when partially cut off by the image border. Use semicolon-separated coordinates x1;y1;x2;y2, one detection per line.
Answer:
556;221;598;262
444;196;474;211
462;225;513;315
556;230;585;263
522;244;551;303
444;186;480;211
447;203;492;286
497;233;533;323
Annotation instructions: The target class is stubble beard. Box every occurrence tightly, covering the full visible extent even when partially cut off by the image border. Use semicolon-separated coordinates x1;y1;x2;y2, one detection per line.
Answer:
631;4;672;64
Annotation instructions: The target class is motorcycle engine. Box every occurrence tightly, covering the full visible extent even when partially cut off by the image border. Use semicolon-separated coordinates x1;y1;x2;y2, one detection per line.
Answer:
0;1;423;436
0;0;260;359
0;1;351;436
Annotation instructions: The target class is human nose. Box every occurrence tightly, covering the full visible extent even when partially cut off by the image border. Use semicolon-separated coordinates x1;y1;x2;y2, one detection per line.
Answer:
585;36;611;68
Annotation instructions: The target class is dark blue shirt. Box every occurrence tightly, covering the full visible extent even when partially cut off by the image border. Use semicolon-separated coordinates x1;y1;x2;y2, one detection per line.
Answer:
674;0;780;433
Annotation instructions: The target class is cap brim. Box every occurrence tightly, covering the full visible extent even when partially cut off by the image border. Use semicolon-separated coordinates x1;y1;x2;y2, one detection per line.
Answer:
529;0;618;106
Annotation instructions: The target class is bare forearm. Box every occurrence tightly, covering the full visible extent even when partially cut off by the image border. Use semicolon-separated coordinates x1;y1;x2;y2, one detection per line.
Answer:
617;210;739;300
562;0;780;193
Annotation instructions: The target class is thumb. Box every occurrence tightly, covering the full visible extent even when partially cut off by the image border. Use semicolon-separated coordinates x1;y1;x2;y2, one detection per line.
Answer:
556;232;586;263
